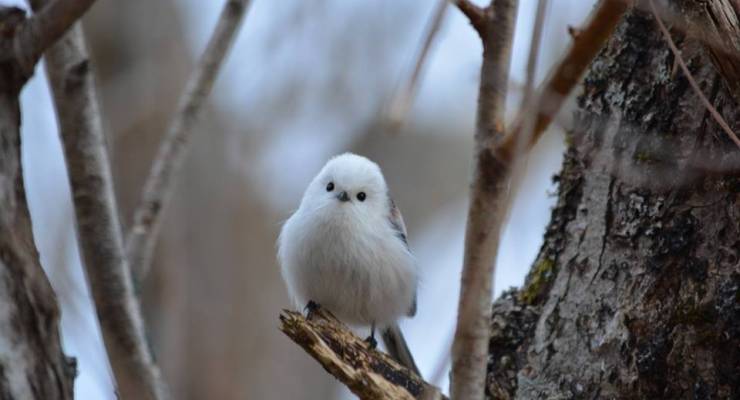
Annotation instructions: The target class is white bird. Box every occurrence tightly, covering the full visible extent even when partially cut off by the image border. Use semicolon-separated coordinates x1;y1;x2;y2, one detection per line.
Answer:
278;153;419;373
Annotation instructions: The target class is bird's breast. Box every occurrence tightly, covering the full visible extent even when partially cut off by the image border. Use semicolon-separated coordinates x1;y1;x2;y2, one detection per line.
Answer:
285;208;415;325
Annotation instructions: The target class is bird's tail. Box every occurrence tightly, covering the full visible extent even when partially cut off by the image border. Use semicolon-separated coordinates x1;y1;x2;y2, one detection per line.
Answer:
381;323;421;377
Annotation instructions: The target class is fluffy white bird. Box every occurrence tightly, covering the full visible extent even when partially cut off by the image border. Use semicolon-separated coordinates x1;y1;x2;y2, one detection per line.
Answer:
278;153;418;372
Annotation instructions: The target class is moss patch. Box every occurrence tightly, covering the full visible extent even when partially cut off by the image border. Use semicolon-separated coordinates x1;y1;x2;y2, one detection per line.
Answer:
519;258;556;305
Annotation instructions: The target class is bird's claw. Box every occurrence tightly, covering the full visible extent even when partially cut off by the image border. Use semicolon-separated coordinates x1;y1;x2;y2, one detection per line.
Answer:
364;335;378;349
304;300;320;318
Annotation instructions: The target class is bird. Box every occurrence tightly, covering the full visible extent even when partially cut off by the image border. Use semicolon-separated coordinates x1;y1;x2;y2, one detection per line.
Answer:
277;152;419;374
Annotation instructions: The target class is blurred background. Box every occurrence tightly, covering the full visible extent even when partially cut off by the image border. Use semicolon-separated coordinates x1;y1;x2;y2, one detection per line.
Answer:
11;0;595;398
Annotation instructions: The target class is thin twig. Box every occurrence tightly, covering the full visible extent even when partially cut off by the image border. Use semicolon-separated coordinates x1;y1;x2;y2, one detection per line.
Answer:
386;0;448;133
452;0;486;37
502;0;551;263
38;19;167;400
520;0;548;112
450;1;519;399
127;0;252;281
279;307;447;400
648;0;740;149
14;0;96;73
500;0;629;154
515;0;549;161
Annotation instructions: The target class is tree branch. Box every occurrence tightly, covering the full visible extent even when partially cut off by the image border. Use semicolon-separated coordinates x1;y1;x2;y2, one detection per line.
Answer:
38;18;168;400
126;0;252;281
449;3;626;398
279;307;447;400
386;0;448;133
520;0;548;112
450;1;518;399
500;0;629;155
516;0;549;158
15;0;96;74
452;0;487;37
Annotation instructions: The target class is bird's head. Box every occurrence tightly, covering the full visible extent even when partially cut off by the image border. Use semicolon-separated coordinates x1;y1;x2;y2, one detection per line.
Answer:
302;153;388;219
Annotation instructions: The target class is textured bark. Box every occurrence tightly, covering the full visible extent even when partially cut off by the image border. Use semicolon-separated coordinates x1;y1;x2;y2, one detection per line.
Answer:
39;19;168;400
11;0;96;72
280;306;446;400
487;2;740;399
680;0;740;102
0;8;76;400
451;1;518;398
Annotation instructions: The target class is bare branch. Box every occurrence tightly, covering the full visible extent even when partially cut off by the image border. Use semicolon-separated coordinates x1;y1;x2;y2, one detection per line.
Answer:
450;0;518;399
386;0;448;133
648;0;740;149
39;20;168;400
502;0;550;271
520;0;548;111
501;0;629;154
516;0;549;159
452;0;487;37
127;0;252;281
15;0;96;73
279;307;447;400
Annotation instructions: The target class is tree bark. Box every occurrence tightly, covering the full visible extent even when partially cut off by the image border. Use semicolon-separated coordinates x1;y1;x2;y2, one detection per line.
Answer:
40;21;167;400
0;8;76;400
280;306;446;400
488;2;740;398
451;1;518;398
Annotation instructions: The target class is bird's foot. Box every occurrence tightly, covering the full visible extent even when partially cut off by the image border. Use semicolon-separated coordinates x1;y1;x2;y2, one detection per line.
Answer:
364;335;378;349
304;300;320;318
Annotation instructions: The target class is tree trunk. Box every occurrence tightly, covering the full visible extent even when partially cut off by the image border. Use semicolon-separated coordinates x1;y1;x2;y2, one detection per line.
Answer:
488;3;740;399
0;8;76;400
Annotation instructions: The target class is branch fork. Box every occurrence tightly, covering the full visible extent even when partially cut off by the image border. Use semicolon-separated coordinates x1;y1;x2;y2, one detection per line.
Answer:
453;0;488;38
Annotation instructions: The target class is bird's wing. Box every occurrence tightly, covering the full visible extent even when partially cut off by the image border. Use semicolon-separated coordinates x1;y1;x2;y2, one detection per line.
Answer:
388;196;408;247
388;195;416;317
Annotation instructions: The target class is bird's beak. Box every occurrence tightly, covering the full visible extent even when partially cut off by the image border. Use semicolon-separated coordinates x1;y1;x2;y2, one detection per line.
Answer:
336;191;350;202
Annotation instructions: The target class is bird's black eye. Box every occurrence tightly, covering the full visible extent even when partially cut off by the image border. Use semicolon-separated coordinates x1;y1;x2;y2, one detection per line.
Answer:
357;192;366;202
326;182;334;192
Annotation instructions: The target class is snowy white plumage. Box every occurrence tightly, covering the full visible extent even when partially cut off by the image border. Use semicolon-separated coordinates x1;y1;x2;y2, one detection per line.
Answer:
277;153;417;327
